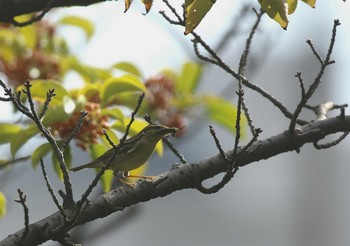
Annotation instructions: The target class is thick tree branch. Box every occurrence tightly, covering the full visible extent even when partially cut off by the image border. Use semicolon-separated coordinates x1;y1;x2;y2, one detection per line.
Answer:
0;0;104;23
2;115;350;246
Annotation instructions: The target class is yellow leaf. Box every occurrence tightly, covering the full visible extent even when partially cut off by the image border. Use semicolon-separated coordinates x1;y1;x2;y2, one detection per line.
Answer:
127;162;148;183
100;75;146;106
124;0;133;12
258;0;288;29
59;16;94;39
287;0;298;14
101;170;114;192
302;0;316;8
184;0;214;35
141;0;153;13
0;191;6;219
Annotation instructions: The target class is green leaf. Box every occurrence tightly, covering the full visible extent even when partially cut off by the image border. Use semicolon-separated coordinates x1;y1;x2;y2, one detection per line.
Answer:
258;0;288;29
112;92;147;110
10;125;40;157
302;0;315;8
0;191;6;219
89;143;107;160
64;56;111;83
101;170;114;192
17;80;69;104
52;145;71;181
100;129;119;146
77;84;99;100
0;124;22;145
18;24;37;49
59;16;94;39
184;0;214;35
101;107;125;122
100;75;146;106
41;104;72;126
112;118;148;137
31;143;53;168
112;62;142;77
177;62;202;94
203;95;246;134
88;143;113;192
79;66;112;83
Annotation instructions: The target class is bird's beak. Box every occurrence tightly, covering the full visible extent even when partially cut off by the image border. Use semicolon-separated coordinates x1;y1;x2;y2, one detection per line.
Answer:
168;126;186;137
164;126;178;136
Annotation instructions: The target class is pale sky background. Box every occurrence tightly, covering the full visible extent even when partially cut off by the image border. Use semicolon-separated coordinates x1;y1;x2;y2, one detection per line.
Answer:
1;1;350;246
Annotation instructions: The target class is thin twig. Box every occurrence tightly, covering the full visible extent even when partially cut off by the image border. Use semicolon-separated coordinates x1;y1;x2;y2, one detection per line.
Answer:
192;39;220;65
306;39;323;64
0;96;11;101
324;20;341;63
314;132;349;149
238;8;264;75
164;137;188;164
60;111;88;151
195;167;239;194
15;189;30;245
161;0;184;24
7;88;32;118
158;10;183;26
340;107;346;120
232;90;244;158
38;89;56;120
239;127;262;154
289;20;341;133
209;125;229;162
195;89;245;194
21;81;74;207
0;156;30;169
143;114;188;164
237;8;264;136
195;124;238;194
295;71;306;100
40;158;67;222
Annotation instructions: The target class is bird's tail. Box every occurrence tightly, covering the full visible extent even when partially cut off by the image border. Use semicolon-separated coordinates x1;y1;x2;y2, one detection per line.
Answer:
70;160;101;172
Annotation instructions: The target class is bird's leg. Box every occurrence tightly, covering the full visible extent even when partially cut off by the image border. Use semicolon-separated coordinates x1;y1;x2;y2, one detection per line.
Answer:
123;171;157;181
114;171;135;188
115;171;157;188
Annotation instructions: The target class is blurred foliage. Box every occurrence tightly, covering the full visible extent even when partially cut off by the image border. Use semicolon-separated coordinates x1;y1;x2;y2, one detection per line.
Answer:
0;14;242;194
0;191;5;219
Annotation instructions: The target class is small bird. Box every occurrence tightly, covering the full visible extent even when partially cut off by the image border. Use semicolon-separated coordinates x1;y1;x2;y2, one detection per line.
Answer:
70;124;178;180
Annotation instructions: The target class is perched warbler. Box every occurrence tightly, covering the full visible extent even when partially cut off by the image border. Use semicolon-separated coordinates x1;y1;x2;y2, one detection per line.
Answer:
70;124;178;179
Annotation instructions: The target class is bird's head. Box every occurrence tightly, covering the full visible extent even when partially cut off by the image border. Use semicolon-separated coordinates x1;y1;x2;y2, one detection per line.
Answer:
142;124;178;142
